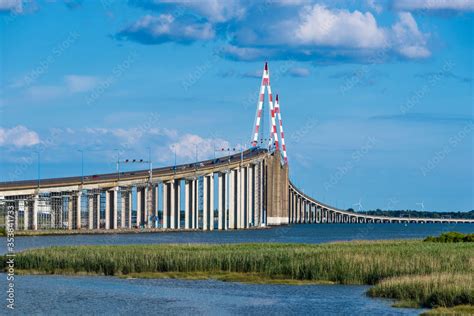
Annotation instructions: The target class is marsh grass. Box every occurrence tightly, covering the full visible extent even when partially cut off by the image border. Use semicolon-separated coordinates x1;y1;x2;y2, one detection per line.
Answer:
2;241;473;285
367;273;474;308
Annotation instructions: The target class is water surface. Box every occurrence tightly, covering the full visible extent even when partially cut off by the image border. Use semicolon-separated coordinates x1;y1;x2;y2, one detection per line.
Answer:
2;223;473;253
4;274;424;315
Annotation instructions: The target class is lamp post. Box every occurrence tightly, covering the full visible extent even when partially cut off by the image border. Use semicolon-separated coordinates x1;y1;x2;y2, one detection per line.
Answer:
33;150;40;189
113;149;120;182
77;149;84;185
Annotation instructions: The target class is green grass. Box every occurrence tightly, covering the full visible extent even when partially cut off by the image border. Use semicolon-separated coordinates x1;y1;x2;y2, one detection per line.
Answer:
367;273;473;308
424;232;474;243
2;240;473;285
0;227;5;237
421;305;474;315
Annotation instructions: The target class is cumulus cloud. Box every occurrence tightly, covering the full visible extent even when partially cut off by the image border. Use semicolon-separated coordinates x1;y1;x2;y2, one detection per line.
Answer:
223;5;429;62
117;14;215;44
295;5;387;49
169;133;230;160
393;0;474;12
130;0;246;23
0;126;40;147
0;0;23;13
118;2;431;63
391;12;430;58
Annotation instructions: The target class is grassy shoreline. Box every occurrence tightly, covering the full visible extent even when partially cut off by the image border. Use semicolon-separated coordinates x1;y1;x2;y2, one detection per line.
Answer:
3;226;270;237
3;240;473;311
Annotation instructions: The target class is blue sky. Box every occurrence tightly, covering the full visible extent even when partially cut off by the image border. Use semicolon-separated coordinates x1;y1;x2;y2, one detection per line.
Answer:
0;0;472;212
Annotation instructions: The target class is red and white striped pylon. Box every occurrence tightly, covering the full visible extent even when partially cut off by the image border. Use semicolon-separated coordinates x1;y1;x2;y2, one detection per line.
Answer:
274;94;288;164
250;62;288;164
251;62;270;147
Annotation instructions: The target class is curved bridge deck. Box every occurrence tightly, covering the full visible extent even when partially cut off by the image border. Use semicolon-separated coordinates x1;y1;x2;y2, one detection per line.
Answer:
0;150;472;231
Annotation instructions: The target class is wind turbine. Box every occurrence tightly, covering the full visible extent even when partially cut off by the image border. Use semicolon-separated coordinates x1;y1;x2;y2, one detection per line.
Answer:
353;198;363;213
416;201;425;211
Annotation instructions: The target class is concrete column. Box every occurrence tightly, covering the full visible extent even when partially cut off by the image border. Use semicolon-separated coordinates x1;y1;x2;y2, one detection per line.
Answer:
32;196;39;230
121;192;126;228
96;194;101;229
210;174;214;231
240;167;246;228
236;168;242;229
289;191;293;224
112;188;118;229
175;180;181;229
68;196;73;230
76;191;82;229
247;165;253;227
23;201;29;230
196;178;201;229
143;186;148;228
128;191;132;228
203;176;209;230
105;190;110;230
257;160;265;226
185;180;190;229
88;195;94;229
229;170;235;229
163;182;169;229
170;180;175;229
136;188;142;228
218;173;225;230
191;179;196;229
155;185;159;228
295;197;300;223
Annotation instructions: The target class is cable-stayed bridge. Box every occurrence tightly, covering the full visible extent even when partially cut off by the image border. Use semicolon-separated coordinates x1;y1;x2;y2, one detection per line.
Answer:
1;63;472;231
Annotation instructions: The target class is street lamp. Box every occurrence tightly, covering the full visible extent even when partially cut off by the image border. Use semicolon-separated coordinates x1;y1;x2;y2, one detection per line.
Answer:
113;149;120;181
77;149;84;185
33;150;40;189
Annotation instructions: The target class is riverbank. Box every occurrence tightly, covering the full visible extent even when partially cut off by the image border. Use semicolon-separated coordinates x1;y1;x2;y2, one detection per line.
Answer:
3;240;473;309
6;226;270;237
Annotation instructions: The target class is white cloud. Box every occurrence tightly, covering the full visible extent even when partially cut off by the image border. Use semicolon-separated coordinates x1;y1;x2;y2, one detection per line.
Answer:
220;45;270;61
367;0;383;13
139;0;246;22
118;14;215;44
169;134;229;160
223;5;430;62
0;0;22;13
0;126;40;147
393;0;474;12
25;75;100;101
288;66;310;77
64;75;100;93
392;12;431;58
295;5;388;49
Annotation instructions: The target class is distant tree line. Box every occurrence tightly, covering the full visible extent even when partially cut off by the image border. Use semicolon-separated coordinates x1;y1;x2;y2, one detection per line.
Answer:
345;209;474;219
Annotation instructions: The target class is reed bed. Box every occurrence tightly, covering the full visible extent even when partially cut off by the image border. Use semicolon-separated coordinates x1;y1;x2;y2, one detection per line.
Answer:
2;240;473;285
367;273;474;308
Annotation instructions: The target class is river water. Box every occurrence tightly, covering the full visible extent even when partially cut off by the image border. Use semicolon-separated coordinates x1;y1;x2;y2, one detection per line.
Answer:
6;275;424;315
2;223;473;315
3;223;474;253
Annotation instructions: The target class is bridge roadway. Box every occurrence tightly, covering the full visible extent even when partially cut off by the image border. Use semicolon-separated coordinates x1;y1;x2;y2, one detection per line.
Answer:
289;182;474;224
0;149;473;231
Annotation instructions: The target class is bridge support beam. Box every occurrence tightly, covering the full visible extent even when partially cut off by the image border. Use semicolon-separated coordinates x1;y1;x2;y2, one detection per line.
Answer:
163;182;169;228
185;180;191;229
218;172;226;230
229;169;236;229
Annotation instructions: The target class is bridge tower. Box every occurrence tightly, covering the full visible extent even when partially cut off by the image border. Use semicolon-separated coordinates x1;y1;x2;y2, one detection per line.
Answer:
249;62;290;225
250;62;288;164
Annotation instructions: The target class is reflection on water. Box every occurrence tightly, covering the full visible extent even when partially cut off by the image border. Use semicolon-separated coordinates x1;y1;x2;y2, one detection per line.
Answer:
5;274;423;315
